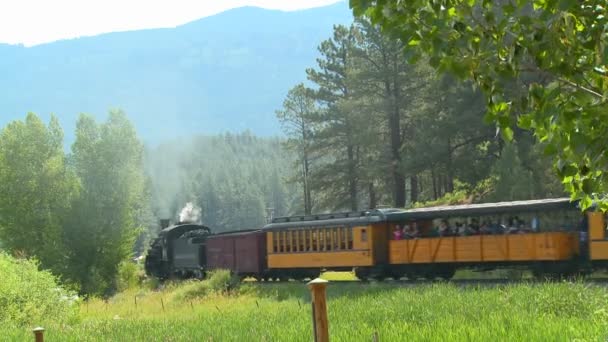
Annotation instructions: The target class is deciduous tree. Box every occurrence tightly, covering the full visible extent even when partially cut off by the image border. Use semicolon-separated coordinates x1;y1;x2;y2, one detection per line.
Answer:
350;0;608;208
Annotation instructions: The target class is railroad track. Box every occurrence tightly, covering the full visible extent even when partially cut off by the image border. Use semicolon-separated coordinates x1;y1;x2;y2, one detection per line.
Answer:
250;277;608;286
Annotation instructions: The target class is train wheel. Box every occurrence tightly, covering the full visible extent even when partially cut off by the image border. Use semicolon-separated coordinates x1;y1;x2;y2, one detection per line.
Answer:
423;273;436;281
438;268;455;281
355;268;370;282
373;273;387;281
405;273;418;281
388;271;404;281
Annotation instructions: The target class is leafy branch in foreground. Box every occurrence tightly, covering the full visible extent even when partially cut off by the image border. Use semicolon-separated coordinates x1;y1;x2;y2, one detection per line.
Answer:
350;0;608;209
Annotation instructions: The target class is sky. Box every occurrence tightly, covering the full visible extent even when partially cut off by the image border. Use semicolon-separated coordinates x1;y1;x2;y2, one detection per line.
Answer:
0;0;344;46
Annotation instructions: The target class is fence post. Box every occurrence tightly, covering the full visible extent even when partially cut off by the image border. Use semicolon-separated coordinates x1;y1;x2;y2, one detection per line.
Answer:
307;278;329;342
32;327;44;342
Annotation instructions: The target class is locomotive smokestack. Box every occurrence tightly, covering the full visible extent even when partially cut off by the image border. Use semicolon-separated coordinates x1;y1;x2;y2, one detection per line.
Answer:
160;219;170;229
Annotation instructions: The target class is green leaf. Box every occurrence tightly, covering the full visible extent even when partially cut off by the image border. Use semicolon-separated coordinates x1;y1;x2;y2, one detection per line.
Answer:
501;126;514;141
582;178;595;194
580;196;593;210
543;143;557;155
518;114;533;129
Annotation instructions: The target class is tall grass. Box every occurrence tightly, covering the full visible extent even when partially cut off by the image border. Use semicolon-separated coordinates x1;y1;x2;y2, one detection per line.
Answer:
2;278;608;341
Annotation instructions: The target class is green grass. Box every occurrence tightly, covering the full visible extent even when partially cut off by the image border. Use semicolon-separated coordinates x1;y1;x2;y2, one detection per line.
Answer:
3;278;608;341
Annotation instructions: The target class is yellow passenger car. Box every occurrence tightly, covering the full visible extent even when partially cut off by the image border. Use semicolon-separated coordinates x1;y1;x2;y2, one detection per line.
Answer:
263;212;388;280
383;198;586;279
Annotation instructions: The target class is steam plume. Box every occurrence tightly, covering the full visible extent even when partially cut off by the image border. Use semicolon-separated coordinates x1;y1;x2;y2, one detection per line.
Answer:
179;202;202;223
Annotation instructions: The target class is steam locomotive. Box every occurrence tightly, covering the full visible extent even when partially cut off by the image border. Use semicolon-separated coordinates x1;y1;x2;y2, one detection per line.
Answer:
144;219;267;280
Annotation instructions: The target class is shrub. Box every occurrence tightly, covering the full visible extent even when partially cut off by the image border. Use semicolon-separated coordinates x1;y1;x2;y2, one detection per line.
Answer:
206;269;240;293
0;252;79;327
173;269;240;301
116;260;143;291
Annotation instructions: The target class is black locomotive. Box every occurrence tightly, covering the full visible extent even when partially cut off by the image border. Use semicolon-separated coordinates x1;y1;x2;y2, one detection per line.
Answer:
144;219;211;279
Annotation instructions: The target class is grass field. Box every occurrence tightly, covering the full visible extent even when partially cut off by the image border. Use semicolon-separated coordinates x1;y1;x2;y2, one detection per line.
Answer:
4;271;608;341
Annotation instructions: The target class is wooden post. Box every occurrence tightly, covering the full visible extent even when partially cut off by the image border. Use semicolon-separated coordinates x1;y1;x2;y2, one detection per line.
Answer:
307;278;329;342
32;327;44;342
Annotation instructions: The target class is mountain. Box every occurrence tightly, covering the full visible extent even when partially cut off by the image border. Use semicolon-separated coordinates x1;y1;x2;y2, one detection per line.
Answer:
0;2;353;144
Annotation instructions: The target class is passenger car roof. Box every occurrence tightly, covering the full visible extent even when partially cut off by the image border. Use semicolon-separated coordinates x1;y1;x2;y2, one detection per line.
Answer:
385;198;576;221
263;198;577;229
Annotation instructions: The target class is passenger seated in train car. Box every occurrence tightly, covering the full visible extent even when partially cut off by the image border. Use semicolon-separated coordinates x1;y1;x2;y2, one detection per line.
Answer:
402;224;412;239
401;222;419;239
480;220;492;234
428;219;441;237
393;225;403;240
506;216;519;234
486;219;500;235
410;222;421;238
456;222;466;236
438;219;454;237
403;223;411;236
467;218;481;235
531;215;540;232
517;218;531;233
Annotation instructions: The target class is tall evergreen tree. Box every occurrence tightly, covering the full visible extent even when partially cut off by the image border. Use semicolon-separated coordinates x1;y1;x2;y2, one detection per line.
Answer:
306;24;366;211
276;84;318;214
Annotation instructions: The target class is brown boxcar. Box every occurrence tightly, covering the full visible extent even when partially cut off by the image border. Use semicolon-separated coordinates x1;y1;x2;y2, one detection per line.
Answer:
205;229;266;277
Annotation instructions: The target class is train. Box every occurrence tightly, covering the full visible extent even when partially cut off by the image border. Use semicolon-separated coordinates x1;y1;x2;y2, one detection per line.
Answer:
144;197;608;281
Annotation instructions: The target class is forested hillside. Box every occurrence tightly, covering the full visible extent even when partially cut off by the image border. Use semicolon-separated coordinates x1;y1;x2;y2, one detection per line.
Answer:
145;132;298;233
0;3;352;144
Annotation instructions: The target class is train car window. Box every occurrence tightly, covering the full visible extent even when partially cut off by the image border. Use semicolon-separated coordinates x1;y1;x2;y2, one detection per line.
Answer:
278;231;283;253
337;228;342;250
282;231;286;252
273;232;278;253
326;229;332;251
320;229;326;251
361;228;367;242
304;230;310;251
340;227;346;249
295;230;300;252
333;228;338;250
309;229;314;251
284;231;288;252
333;228;339;250
287;231;292;252
347;227;353;249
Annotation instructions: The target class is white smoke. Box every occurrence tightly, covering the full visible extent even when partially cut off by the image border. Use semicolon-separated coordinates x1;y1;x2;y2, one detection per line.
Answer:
178;202;202;223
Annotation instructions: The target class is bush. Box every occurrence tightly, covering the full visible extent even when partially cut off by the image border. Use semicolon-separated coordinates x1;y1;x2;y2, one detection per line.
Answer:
0;252;79;327
173;269;240;301
116;261;143;291
206;269;240;292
